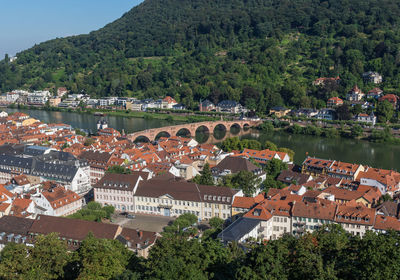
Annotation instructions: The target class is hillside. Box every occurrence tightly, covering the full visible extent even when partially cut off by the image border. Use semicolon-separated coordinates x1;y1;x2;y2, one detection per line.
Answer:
1;0;400;113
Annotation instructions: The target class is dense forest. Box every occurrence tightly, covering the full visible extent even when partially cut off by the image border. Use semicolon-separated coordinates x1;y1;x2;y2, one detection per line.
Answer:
1;224;400;280
2;0;400;113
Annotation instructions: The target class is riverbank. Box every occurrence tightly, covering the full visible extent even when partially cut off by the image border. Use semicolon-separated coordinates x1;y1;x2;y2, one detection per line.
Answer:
7;104;221;123
258;119;400;145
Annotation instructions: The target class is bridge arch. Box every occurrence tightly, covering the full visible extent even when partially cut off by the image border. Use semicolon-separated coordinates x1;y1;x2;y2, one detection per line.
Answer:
212;123;227;134
155;131;171;141
195;125;211;135
242;123;251;130
176;128;191;138
229;123;241;134
133;135;151;143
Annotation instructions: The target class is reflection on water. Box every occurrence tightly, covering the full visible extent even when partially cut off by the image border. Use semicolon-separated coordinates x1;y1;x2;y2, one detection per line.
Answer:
5;108;180;134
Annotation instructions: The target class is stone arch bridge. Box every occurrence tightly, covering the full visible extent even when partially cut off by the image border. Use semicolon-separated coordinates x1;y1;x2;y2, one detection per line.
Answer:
127;120;262;142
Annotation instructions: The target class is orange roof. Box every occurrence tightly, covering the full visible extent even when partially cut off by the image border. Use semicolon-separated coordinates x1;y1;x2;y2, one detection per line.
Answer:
42;186;81;210
162;96;177;104
243;204;272;221
335;204;375;225
232;194;264;209
374;215;400;231
0;203;10;212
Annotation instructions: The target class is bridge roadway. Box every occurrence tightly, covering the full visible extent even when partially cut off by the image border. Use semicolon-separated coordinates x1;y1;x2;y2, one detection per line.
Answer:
127;120;261;142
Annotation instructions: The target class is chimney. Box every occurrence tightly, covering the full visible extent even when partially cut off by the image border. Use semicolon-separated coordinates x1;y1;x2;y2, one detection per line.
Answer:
138;230;143;239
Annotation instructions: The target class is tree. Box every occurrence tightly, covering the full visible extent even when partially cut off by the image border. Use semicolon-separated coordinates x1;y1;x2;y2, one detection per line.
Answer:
106;165;132;174
264;158;288;178
236;238;290;280
28;233;70;280
336;104;352;120
221;170;261;196
75;233;132;280
264;140;278;151
0;243;30;280
259;121;274;133
278;147;295;162
351;124;364;138
209;217;224;230
68;201;114;222
164;213;198;236
376;100;394;123
75;128;86;136
193;163;214;185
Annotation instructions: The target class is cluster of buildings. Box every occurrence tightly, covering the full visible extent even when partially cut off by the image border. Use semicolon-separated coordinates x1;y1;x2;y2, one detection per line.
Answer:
272;74;397;125
2;88;250;115
0;112;290;218
1;110;400;253
218;156;400;243
268;71;396;125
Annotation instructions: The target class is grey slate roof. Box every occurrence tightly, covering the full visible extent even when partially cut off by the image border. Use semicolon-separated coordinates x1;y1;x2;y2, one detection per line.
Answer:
0;154;82;183
0;155;34;172
217;217;260;242
135;179;239;205
212;156;261;174
217;100;240;108
376;201;400;218
31;162;78;182
94;173;142;192
23;145;50;157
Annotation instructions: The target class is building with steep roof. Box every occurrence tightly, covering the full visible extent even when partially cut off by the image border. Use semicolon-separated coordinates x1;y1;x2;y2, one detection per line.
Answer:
327;97;343;107
32;185;82;216
347;85;365;101
211;156;265;184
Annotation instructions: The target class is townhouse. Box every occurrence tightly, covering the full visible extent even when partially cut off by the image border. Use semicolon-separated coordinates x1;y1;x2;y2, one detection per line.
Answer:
94;172;145;212
292;200;336;235
32;185;82;216
78;151;112;184
219;186;400;244
335;204;375;237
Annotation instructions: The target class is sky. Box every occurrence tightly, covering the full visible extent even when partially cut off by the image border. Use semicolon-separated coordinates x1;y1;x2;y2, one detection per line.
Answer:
0;0;143;58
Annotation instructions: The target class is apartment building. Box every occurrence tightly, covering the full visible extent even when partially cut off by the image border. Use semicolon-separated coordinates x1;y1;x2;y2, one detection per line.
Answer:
134;179;242;220
94;172;145;212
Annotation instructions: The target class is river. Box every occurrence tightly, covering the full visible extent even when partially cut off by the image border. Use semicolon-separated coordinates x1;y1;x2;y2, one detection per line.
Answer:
5;108;400;170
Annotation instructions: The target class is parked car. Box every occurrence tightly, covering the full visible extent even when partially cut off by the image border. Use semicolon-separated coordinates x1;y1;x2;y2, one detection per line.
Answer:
127;214;135;219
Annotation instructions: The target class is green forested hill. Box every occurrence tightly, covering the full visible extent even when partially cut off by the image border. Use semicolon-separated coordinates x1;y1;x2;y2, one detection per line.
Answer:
2;0;400;113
